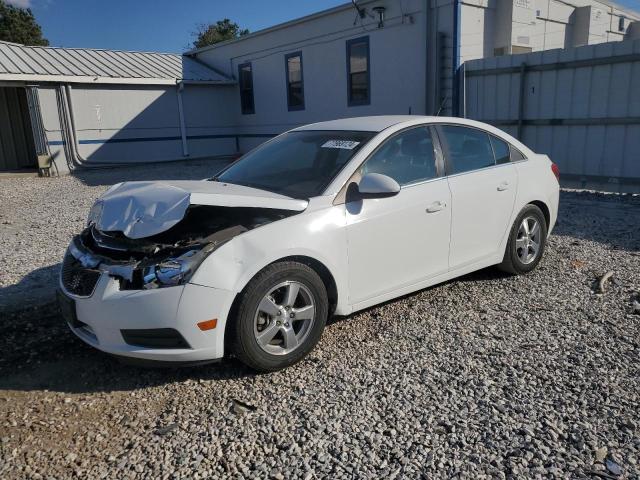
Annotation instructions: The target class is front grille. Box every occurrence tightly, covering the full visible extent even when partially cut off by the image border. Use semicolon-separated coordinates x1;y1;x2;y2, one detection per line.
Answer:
61;252;101;297
121;328;191;349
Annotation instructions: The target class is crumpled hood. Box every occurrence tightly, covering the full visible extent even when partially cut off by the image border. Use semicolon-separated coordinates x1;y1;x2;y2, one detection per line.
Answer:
93;180;308;239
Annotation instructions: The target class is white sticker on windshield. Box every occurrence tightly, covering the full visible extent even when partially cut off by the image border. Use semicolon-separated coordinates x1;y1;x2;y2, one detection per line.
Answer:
321;140;360;150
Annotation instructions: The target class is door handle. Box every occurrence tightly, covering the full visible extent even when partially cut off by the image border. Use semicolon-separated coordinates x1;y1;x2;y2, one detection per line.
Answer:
497;181;510;191
426;201;446;213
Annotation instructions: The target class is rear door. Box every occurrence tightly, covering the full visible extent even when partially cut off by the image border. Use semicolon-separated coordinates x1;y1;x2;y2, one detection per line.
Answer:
436;125;517;269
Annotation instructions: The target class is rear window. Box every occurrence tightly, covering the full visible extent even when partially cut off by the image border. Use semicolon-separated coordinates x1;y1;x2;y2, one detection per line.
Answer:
490;135;510;165
439;126;495;174
510;146;526;161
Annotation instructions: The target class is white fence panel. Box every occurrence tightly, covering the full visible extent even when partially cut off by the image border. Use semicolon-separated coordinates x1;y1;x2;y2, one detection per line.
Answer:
464;39;640;193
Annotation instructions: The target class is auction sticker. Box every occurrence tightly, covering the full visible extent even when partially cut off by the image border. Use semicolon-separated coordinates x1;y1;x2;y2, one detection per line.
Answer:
321;140;360;150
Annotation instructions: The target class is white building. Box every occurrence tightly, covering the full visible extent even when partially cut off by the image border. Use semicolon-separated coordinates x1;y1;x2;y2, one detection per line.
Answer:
186;0;640;151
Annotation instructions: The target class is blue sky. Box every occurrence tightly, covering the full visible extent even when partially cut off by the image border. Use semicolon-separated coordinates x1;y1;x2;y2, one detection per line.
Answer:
13;0;347;53
9;0;640;53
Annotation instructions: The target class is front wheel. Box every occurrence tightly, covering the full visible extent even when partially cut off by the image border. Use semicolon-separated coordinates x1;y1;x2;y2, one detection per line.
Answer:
498;204;547;275
229;261;328;372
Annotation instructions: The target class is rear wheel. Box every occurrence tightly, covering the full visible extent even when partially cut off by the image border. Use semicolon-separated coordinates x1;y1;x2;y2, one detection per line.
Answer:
230;261;328;372
498;204;547;275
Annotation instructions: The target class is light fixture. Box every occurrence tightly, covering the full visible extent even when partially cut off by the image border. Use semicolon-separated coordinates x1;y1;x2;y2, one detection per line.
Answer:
373;6;386;28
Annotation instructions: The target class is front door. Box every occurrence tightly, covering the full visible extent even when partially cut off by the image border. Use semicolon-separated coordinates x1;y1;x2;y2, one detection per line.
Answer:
345;126;451;304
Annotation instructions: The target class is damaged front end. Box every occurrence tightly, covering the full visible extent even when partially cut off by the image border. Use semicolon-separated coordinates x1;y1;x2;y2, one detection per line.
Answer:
64;205;296;293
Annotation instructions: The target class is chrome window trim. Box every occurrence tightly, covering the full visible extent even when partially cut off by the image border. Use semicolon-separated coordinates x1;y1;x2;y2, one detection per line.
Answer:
332;122;529;204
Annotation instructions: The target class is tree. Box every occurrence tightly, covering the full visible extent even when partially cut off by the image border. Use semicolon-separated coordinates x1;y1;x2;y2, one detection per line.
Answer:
191;19;248;49
0;0;48;46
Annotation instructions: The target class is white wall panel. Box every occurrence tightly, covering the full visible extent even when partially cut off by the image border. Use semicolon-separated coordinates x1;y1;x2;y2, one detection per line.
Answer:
195;0;431;136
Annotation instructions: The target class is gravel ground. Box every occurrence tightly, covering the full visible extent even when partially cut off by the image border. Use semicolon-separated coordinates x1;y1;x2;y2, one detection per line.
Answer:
1;162;639;479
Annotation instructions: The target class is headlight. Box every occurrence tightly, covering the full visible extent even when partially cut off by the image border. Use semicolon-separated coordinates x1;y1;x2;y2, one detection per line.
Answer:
142;250;199;289
87;201;103;227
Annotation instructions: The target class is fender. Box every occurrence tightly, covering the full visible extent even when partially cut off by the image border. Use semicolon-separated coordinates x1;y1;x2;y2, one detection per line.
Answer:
189;204;351;313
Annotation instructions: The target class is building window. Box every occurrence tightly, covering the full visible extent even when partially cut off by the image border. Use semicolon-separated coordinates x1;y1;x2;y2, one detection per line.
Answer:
285;52;304;111
618;17;625;32
238;62;255;115
346;36;370;106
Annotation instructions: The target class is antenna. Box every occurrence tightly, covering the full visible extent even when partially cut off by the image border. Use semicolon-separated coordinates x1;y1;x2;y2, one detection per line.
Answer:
436;95;449;116
351;0;366;19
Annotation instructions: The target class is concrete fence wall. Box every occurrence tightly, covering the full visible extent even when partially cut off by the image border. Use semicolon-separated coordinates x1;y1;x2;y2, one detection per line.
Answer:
463;38;640;193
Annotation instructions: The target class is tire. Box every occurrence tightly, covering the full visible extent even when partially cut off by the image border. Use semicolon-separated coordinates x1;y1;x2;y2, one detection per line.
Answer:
498;204;548;275
229;261;328;372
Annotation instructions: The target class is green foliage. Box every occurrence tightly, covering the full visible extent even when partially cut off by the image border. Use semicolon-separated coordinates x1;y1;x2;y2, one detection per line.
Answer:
0;0;48;46
191;19;249;49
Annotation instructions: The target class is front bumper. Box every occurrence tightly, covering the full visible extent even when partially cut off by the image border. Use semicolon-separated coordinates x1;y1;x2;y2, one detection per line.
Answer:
58;272;236;363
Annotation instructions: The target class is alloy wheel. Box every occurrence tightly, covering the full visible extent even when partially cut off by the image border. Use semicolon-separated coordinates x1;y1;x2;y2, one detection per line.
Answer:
253;281;316;355
515;216;541;265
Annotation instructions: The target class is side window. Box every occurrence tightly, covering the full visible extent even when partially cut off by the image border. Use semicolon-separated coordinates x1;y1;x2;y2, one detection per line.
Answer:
440;126;495;174
285;52;304;111
361;127;438;186
510;145;526;161
490;135;510;165
346;36;370;106
238;62;255;115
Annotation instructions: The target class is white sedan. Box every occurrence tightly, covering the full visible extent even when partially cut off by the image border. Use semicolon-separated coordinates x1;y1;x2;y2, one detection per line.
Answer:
58;116;559;371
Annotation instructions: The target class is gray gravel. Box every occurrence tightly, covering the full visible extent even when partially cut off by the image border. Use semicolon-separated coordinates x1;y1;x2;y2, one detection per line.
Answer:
1;162;639;479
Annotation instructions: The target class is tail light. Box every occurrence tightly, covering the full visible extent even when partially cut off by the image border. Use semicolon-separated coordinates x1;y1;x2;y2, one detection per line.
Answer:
551;163;560;182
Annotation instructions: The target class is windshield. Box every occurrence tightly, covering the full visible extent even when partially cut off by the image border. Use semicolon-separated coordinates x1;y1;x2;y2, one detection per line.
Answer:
215;130;375;198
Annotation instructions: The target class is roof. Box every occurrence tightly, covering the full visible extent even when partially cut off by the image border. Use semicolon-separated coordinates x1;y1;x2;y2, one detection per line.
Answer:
294;115;433;132
185;0;640;56
185;1;361;55
0;41;234;86
295;115;535;156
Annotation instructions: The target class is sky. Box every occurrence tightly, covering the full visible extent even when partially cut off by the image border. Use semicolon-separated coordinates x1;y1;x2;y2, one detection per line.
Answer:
8;0;347;53
7;0;640;53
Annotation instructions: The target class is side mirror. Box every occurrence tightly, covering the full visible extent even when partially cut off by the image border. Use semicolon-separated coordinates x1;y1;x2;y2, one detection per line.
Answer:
357;173;401;198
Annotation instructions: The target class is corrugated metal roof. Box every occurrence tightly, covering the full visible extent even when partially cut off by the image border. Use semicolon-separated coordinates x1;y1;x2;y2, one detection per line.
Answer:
0;41;234;85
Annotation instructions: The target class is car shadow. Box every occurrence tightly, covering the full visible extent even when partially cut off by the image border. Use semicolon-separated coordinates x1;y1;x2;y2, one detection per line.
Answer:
0;263;62;314
0;301;257;394
326;265;510;328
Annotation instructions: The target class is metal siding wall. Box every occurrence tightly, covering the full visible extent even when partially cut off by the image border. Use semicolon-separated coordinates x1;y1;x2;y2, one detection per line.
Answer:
0;87;36;171
464;38;640;192
37;84;239;172
70;85;185;163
